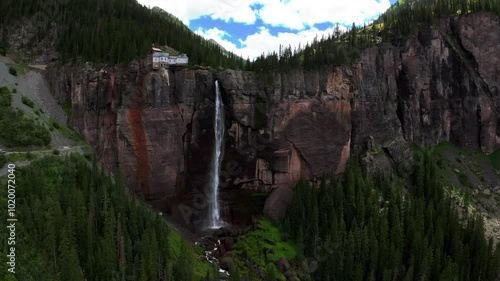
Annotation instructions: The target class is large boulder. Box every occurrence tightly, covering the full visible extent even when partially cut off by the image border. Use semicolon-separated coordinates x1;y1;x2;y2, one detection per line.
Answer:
263;187;294;223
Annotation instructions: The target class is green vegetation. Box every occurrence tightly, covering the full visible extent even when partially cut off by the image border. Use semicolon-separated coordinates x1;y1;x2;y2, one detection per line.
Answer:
0;39;7;56
0;0;247;69
370;143;384;155
47;117;86;145
456;168;471;187
488;149;500;169
282;151;500;280
61;102;72;119
0;87;51;147
250;0;500;72
8;65;17;76
49;118;60;129
434;141;500;179
402;143;499;213
6;63;35;76
0;155;6;168
0;86;12;107
2;0;497;72
230;218;295;279
21;96;34;108
0;155;216;281
61;126;86;145
4;152;36;163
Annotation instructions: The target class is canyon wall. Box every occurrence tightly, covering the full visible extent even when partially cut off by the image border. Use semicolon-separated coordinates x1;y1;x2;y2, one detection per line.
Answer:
45;12;500;197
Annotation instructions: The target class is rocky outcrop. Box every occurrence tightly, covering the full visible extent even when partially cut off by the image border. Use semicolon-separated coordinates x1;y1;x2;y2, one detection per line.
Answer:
263;187;294;223
44;12;500;197
45;60;217;197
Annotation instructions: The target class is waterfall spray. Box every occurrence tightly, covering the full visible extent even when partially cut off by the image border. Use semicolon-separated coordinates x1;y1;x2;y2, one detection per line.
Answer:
208;81;225;228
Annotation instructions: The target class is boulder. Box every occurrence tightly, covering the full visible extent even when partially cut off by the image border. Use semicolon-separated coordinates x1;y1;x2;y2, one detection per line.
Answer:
263;187;294;223
276;257;291;273
221;237;235;251
220;256;233;271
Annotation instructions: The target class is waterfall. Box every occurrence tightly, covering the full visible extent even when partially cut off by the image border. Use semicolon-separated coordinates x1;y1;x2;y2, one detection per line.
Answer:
208;81;225;228
161;68;170;86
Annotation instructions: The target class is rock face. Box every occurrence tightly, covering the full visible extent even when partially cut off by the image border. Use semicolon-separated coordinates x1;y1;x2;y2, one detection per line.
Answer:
44;12;500;197
46;60;216;197
263;187;294;223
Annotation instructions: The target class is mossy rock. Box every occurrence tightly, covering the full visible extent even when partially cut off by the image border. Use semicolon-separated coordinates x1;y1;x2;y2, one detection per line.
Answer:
220;256;233;271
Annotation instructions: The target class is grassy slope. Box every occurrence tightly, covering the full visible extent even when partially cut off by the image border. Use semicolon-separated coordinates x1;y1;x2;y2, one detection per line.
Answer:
415;142;500;241
230;218;296;280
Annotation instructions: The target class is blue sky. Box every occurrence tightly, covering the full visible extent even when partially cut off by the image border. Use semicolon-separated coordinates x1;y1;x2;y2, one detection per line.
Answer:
137;0;398;58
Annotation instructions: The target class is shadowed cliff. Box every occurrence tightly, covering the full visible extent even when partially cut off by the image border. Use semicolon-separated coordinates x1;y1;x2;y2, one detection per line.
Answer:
44;12;499;197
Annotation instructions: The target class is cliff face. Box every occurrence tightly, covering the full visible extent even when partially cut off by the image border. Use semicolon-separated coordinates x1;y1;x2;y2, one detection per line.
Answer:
45;12;500;197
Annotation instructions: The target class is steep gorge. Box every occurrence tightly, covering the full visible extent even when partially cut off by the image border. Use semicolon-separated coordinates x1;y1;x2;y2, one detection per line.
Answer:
44;12;499;199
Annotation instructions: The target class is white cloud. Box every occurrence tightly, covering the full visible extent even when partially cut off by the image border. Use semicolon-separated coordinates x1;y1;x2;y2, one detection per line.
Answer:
138;0;391;59
196;25;345;59
138;0;391;28
257;0;391;29
196;27;230;40
195;27;243;55
137;0;258;25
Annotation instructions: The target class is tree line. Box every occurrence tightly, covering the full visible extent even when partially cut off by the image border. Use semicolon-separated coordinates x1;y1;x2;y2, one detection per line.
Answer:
249;0;500;72
283;151;500;281
0;154;218;281
0;0;247;69
1;0;498;71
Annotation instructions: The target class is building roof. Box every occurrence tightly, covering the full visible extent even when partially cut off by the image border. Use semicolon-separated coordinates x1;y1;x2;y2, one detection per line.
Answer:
153;52;169;57
169;54;188;58
151;47;162;52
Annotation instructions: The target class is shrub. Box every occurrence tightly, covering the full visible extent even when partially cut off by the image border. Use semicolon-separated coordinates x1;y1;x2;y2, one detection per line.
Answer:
0;88;50;147
0;154;6;168
458;171;470;188
26;151;34;160
21;96;35;108
0;87;11;107
8;66;17;76
0;41;6;56
0;109;51;147
51;119;60;129
52;149;60;155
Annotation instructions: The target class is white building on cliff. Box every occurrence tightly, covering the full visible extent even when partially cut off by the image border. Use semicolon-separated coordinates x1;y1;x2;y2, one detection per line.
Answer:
152;48;188;70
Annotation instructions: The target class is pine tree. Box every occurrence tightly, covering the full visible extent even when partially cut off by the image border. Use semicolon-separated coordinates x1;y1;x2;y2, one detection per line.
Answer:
59;226;84;281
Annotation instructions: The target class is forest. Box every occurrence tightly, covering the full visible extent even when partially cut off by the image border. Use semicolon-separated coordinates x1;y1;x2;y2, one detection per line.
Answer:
1;0;499;70
1;0;500;280
4;151;498;281
250;0;500;72
280;151;500;281
0;155;220;281
0;0;247;68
